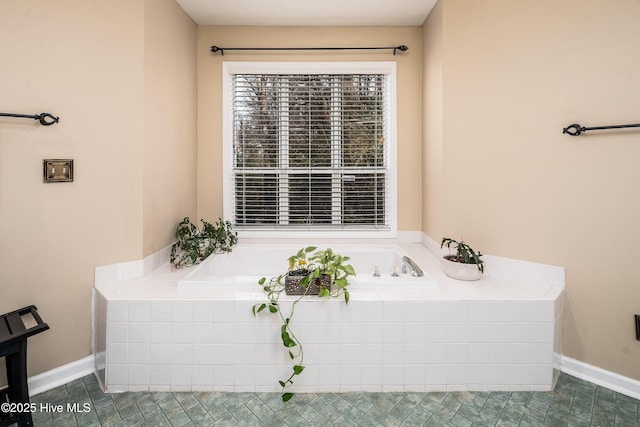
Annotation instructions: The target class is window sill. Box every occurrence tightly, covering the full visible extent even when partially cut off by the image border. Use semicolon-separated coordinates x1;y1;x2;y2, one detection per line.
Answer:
235;228;398;241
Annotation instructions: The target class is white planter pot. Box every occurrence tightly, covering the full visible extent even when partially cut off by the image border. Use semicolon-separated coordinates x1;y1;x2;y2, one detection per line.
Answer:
441;255;483;281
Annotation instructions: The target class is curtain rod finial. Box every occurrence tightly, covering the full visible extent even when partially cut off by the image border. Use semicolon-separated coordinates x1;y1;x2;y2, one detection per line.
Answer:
211;45;224;55
563;124;583;136
394;45;408;55
36;113;59;126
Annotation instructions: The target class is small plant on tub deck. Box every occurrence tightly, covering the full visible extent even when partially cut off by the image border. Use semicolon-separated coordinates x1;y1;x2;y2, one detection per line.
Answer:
440;237;484;281
170;217;238;269
440;237;484;272
252;246;356;401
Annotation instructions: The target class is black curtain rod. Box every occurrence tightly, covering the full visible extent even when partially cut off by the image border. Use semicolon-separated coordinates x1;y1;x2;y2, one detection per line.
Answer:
563;122;640;136
0;112;59;126
211;45;408;56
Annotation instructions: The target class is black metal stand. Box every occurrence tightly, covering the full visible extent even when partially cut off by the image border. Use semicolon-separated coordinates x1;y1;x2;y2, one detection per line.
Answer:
0;306;49;427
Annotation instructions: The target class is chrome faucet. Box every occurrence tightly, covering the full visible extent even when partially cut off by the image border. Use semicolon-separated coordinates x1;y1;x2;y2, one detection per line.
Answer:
401;256;424;277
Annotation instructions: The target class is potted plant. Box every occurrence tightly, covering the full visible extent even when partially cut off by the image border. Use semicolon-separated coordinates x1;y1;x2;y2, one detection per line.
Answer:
252;246;355;401
440;237;484;281
169;217;238;269
283;247;354;296
282;247;326;296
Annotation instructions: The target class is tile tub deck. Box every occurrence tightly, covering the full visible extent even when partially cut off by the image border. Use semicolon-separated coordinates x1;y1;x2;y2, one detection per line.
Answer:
93;242;564;394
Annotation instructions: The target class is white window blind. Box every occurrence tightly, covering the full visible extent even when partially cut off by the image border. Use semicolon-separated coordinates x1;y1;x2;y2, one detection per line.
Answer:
230;71;391;231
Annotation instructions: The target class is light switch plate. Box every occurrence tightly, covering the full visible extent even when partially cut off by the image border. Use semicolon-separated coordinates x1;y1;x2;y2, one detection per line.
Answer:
43;159;73;183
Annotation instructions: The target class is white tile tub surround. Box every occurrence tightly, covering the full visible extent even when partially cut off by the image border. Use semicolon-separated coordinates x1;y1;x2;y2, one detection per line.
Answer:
93;237;565;393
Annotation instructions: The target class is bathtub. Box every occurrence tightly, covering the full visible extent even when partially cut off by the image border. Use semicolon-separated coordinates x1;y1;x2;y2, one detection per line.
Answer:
93;239;565;394
178;244;438;289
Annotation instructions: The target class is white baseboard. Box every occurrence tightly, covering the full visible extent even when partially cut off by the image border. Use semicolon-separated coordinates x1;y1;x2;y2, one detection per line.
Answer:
561;355;640;400
28;355;96;397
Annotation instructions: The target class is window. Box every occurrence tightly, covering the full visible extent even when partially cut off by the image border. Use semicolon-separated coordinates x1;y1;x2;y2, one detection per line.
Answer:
223;62;397;236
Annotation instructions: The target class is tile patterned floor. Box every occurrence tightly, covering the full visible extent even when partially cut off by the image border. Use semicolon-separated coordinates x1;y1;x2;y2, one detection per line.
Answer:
26;373;640;426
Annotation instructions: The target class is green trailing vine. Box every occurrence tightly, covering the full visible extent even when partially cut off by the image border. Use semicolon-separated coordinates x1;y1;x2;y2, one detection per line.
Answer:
252;246;355;401
170;217;237;269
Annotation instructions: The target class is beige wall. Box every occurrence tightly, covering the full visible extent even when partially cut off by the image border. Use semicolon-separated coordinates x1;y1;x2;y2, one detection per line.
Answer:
143;0;198;256
0;0;196;379
196;26;423;231
423;0;640;379
422;1;444;237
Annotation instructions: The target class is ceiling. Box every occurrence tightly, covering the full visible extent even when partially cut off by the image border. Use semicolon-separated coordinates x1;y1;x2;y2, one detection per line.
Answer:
176;0;438;26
